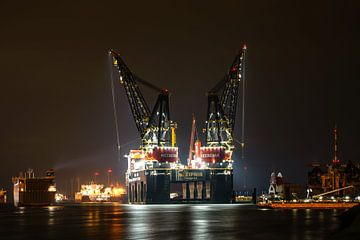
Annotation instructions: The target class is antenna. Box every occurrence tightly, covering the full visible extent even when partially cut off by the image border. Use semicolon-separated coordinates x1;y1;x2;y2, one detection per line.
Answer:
332;125;340;164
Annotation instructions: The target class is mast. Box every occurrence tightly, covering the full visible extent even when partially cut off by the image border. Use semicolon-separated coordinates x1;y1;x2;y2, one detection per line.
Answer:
188;114;196;166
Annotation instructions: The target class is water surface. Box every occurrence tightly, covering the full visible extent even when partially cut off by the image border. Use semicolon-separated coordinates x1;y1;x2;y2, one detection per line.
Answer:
0;203;344;240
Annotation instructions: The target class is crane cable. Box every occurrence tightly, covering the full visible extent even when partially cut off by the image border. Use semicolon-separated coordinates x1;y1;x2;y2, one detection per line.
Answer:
240;47;246;189
108;53;121;159
241;47;246;160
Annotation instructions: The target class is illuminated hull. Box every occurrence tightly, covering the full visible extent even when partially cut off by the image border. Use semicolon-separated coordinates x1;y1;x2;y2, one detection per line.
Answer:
74;184;127;203
12;178;56;207
127;168;233;204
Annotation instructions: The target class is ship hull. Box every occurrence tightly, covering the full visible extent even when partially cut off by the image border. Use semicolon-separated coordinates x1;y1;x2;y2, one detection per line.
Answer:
13;171;56;207
127;168;233;204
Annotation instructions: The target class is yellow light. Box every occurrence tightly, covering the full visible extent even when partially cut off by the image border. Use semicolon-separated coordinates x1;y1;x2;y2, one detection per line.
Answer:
171;127;176;147
55;193;66;202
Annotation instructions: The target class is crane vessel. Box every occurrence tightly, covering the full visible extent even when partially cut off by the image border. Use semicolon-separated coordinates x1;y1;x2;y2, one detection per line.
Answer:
109;46;246;203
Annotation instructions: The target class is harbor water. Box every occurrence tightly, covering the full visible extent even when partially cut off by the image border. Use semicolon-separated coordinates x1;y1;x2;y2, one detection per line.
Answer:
0;203;344;240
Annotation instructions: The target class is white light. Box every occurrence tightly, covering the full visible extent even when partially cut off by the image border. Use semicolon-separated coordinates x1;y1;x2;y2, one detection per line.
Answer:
48;186;57;192
170;193;178;199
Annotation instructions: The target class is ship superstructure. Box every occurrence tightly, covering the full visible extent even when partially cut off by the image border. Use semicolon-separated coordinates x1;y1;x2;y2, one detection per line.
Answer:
109;46;246;203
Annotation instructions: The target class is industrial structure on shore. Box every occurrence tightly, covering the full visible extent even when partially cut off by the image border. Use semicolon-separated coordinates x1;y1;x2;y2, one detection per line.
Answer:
308;127;360;197
257;126;360;209
267;172;305;200
109;45;246;203
12;169;56;207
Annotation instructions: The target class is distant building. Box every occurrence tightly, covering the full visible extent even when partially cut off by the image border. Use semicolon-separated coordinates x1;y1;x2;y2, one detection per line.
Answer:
269;172;283;195
307;164;324;194
268;172;305;200
283;183;305;200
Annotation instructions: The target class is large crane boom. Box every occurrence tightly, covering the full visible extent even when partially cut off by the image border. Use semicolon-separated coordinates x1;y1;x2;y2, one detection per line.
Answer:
109;50;176;149
220;45;246;131
109;50;151;136
205;45;246;150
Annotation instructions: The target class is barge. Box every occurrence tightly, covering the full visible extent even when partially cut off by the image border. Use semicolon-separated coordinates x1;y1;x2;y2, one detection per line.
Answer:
257;202;359;209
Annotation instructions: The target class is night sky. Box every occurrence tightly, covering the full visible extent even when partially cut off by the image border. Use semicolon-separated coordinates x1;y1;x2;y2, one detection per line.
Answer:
1;1;359;194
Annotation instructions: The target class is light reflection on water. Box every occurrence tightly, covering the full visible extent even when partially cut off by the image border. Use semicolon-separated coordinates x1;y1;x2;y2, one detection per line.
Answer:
0;203;343;240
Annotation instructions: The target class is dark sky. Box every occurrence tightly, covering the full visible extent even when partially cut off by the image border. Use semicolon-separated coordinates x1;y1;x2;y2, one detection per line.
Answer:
1;1;359;194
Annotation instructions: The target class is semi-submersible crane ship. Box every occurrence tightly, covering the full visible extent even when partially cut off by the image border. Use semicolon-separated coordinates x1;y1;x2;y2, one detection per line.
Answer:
109;46;246;203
